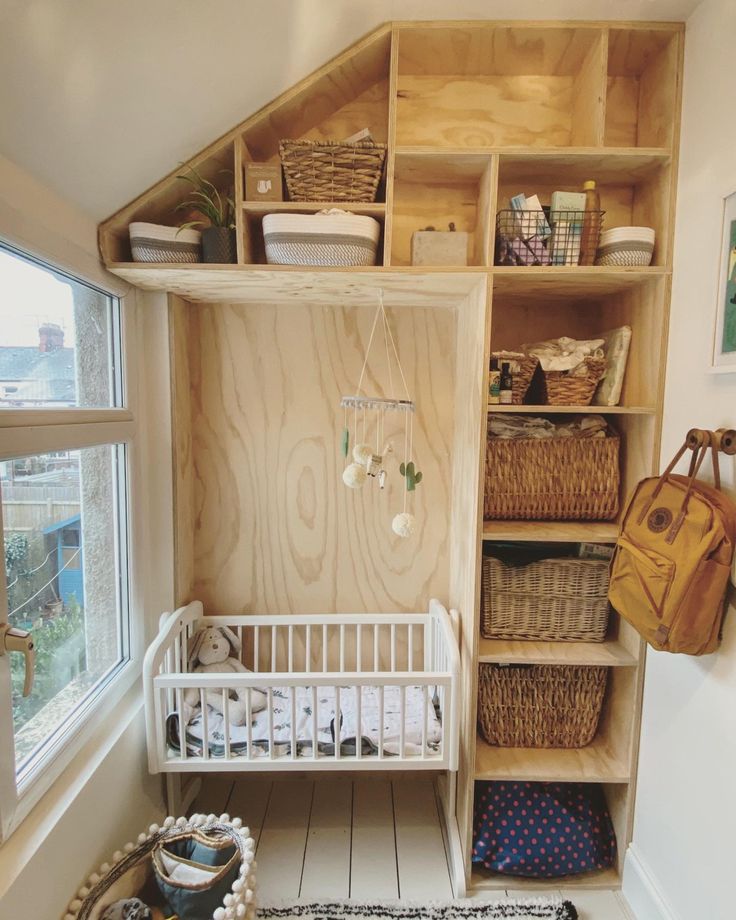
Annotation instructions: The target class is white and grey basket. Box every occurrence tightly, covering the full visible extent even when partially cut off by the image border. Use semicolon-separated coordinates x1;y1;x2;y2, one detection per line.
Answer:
129;222;202;263
263;209;381;266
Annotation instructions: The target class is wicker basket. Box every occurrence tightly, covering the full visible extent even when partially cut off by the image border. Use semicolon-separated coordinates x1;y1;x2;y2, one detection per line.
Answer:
279;140;387;202
484;429;620;520
541;355;606;406
478;664;607;748
481;556;610;641
492;351;539;405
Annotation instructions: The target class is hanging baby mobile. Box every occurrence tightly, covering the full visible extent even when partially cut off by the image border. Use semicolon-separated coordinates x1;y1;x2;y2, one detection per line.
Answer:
340;290;422;538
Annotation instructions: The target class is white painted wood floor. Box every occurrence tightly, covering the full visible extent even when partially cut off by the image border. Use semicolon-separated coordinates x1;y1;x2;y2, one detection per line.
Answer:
196;776;632;919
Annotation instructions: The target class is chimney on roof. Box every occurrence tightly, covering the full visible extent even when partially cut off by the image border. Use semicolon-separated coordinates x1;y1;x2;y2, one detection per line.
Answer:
39;323;64;353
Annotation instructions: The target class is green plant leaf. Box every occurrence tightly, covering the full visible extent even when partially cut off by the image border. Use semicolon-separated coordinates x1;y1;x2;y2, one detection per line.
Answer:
399;462;406;476
415;471;423;484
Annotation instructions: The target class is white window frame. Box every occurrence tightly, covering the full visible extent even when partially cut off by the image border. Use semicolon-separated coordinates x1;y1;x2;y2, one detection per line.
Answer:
0;243;143;841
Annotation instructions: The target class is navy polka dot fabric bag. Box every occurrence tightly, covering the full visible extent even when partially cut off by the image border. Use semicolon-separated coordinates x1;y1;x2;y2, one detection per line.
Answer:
473;781;616;878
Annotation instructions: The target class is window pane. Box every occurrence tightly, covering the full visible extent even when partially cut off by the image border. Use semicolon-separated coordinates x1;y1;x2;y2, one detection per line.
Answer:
0;245;120;408
1;445;128;777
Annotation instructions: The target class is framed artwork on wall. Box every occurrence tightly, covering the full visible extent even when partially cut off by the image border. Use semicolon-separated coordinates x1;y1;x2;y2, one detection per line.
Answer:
712;190;736;372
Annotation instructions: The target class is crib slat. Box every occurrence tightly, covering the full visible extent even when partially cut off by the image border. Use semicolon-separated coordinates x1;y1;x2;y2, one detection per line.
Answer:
176;687;186;762
355;685;362;760
246;688;253;760
373;624;379;671
200;689;209;761
335;686;341;760
306;625;311;674
254;627;260;672
311;685;318;760
408;623;414;671
322;624;328;673
288;625;294;673
268;688;274;760
399;685;406;758
339;624;345;673
271;626;277;671
237;625;244;664
356;624;362;673
223;689;231;760
390;624;396;672
290;686;297;762
378;686;384;758
422;684;428;759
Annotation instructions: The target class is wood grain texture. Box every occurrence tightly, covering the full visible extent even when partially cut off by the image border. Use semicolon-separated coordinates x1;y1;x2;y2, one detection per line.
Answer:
477;638;638;667
108;266;484;307
475;736;630;783
396;75;575;148
570;31;607;148
449;279;490;882
169;294;196;606
185;301;455;615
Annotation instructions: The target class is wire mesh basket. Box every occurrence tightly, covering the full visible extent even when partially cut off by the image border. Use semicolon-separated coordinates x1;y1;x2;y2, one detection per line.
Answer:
495;209;605;267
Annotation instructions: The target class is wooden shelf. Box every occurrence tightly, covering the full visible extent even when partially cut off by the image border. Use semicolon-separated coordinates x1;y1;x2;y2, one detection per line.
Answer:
475;737;630;784
242;201;386;216
487;404;654;415
478;637;637;667
483;521;619;542
471;865;621;892
105;264;486;307
492;266;667;297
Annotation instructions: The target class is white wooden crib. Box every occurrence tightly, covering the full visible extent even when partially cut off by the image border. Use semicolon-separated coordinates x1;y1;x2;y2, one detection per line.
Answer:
143;599;460;808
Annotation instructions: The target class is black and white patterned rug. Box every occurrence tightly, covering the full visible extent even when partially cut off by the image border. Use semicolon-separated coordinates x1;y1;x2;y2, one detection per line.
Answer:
257;898;578;920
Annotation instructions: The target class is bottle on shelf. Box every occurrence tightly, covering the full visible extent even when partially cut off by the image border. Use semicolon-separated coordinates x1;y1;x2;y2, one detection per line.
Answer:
488;358;501;405
579;180;601;266
499;362;513;405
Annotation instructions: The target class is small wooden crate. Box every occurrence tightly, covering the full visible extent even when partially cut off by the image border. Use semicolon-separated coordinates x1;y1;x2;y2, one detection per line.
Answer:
478;664;607;748
484;430;620;521
481;556;610;642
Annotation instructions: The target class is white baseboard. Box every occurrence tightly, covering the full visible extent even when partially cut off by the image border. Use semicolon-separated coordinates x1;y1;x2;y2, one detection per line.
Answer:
623;844;679;920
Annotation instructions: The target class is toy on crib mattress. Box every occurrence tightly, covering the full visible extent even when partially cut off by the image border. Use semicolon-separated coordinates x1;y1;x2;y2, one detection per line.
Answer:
100;899;172;920
183;625;266;726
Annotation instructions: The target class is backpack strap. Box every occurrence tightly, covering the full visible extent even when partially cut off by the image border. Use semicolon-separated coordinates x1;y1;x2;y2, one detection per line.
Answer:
664;436;713;543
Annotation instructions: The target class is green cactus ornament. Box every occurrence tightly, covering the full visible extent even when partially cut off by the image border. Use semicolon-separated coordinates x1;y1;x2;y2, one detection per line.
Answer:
399;461;423;491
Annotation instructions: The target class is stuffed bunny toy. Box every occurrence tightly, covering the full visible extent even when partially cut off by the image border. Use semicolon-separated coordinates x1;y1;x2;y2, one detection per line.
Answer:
100;899;154;920
183;625;266;726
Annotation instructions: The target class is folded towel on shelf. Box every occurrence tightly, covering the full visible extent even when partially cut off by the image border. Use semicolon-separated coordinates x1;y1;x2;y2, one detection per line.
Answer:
489;414;609;440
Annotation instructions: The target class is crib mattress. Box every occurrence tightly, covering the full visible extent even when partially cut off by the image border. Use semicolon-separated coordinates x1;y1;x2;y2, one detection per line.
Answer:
167;684;442;759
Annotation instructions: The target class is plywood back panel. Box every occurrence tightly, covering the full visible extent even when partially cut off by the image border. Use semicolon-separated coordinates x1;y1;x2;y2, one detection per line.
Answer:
178;300;455;615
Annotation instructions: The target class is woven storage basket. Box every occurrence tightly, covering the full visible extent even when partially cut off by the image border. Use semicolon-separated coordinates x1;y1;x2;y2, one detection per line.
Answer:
541;355;606;406
484;429;620;520
492;351;539;405
478;664;607;748
279;140;387;202
481;556;610;641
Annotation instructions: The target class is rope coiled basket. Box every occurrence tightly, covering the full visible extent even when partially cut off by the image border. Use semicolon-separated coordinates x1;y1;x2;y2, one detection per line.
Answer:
478;664;608;748
484;428;620;520
481;556;611;642
279;139;387;202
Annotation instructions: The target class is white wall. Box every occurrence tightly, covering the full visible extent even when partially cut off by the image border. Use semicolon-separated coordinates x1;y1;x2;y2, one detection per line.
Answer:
0;154;170;916
624;1;736;917
0;0;701;220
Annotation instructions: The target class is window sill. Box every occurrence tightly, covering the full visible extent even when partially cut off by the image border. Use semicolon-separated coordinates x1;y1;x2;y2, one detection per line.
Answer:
0;670;151;901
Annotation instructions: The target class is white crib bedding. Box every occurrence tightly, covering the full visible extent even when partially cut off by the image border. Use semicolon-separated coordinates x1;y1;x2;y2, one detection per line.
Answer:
166;684;442;759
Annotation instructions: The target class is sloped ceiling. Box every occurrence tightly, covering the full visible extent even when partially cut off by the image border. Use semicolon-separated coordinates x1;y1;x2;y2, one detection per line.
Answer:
0;0;700;220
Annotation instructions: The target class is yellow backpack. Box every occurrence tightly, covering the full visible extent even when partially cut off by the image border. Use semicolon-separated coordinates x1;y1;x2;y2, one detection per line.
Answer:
609;429;736;655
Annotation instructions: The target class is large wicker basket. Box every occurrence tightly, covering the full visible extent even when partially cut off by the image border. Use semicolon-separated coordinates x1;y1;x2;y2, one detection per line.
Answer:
478;664;607;748
279;140;387;202
541;355;606;406
484;429;620;520
481;556;610;641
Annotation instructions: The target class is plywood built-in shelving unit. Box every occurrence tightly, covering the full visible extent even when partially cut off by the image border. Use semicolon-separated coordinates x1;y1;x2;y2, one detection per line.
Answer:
98;19;684;896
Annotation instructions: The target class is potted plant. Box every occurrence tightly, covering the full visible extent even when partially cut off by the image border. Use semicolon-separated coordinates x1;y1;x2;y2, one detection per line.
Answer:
176;167;236;263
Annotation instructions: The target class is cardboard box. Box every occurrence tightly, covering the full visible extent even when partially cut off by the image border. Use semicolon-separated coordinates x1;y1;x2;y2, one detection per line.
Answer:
411;230;468;266
245;163;283;201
